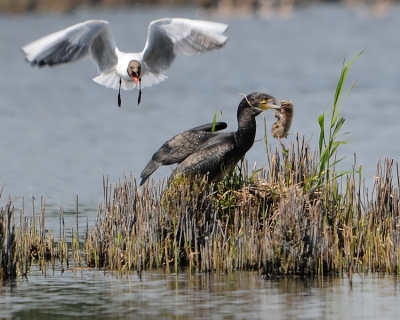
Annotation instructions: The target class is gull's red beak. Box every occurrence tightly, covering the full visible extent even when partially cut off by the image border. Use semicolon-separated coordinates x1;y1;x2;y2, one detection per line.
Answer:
131;72;139;86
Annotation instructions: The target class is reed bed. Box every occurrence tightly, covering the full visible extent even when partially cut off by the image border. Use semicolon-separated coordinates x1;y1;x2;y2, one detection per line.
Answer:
0;194;77;282
1;52;399;280
80;142;400;276
2;145;399;281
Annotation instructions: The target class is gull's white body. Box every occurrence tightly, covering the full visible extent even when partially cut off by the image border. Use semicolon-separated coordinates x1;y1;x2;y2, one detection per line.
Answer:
22;18;228;92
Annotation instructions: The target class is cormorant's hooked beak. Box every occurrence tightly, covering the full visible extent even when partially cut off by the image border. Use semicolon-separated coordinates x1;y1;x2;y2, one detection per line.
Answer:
262;100;281;111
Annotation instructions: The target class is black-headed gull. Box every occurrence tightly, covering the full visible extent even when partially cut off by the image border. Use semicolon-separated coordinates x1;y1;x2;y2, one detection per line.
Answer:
22;18;229;106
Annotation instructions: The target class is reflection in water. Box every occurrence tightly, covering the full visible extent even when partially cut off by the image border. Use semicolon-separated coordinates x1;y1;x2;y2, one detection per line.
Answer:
1;265;399;319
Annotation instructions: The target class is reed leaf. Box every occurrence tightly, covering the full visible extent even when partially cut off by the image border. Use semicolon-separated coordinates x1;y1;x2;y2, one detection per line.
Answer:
211;111;222;132
318;113;325;155
334;50;363;106
312;51;363;193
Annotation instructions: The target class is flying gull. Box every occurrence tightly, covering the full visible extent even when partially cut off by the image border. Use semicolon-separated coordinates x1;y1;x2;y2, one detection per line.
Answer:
22;18;228;106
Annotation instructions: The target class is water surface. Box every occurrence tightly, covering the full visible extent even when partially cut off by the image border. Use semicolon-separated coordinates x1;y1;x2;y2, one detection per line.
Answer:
1;265;399;319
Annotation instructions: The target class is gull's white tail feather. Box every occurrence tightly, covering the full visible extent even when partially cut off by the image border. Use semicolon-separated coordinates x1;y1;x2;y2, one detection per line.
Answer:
93;70;167;90
93;70;121;90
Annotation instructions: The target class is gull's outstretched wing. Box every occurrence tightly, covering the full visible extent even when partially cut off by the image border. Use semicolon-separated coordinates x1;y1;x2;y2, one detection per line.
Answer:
142;18;228;75
22;20;118;74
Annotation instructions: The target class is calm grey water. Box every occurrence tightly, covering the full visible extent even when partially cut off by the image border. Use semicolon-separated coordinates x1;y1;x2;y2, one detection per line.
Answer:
1;4;400;319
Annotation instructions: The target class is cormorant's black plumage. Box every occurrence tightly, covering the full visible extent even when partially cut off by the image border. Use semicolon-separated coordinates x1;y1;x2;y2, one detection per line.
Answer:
140;92;280;185
140;122;227;186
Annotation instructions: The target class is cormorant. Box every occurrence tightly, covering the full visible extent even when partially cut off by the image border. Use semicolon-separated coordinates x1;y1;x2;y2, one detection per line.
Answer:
140;92;280;185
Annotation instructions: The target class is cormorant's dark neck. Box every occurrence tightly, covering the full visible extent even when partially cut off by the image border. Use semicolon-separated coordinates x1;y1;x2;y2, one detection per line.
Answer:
235;104;257;152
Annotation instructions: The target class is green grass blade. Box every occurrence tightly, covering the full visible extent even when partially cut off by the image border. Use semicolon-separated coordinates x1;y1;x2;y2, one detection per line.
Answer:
211;111;222;132
334;50;363;106
318;114;325;153
332;117;346;137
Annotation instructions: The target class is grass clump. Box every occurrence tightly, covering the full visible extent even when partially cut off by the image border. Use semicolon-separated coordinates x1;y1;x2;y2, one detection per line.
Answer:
1;194;76;282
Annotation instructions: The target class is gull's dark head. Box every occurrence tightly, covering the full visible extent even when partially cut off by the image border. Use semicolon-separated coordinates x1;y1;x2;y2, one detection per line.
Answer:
127;60;141;85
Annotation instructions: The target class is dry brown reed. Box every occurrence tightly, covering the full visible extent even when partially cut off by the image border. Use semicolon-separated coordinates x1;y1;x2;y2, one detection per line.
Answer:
81;136;400;276
2;139;400;281
0;194;75;282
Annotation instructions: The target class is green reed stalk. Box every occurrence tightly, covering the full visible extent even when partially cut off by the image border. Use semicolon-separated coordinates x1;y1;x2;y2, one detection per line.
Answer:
313;51;363;195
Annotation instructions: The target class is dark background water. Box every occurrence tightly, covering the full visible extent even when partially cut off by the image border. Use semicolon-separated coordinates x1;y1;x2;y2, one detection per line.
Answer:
1;4;400;213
